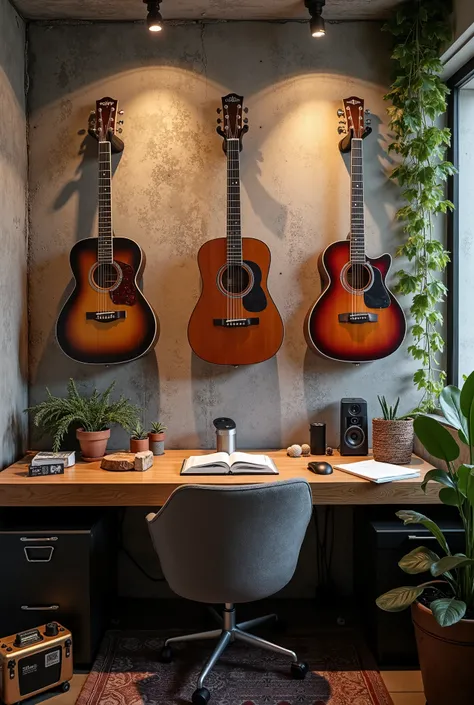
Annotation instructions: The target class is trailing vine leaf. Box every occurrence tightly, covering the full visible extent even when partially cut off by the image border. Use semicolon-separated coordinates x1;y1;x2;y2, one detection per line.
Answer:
384;0;454;411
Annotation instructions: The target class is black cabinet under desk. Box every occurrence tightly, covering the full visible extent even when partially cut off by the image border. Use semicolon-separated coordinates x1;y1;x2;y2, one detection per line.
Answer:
0;509;117;665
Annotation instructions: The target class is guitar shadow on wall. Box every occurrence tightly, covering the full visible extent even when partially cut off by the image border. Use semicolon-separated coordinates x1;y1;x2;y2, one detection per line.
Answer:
240;147;288;240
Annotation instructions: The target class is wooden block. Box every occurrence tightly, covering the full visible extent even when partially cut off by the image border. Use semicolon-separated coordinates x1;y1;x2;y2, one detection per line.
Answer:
134;450;153;472
101;453;135;472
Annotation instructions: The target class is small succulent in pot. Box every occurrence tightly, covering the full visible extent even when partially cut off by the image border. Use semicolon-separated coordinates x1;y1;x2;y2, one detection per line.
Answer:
372;396;414;465
149;421;167;456
129;420;149;453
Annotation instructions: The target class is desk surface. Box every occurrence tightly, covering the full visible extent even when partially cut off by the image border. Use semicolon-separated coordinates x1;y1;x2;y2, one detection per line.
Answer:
0;450;438;506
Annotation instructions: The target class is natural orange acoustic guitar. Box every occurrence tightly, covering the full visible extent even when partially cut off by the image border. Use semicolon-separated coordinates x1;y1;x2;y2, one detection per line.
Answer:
188;94;284;366
304;96;406;363
56;97;158;364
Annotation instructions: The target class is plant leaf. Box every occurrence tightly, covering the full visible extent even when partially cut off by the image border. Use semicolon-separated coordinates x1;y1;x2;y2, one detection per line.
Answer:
431;598;466;627
398;546;439;574
414;415;459;463
439;487;461;507
456;464;474;498
440;385;468;441
460;370;474;419
430;555;474;577
396;510;451;555
376;586;425;612
421;468;455;492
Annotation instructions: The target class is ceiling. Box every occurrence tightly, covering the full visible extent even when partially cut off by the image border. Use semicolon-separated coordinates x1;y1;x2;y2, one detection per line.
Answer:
13;0;403;22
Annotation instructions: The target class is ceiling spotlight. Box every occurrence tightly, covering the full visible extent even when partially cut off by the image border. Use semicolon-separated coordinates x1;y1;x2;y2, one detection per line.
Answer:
144;0;163;32
305;0;326;38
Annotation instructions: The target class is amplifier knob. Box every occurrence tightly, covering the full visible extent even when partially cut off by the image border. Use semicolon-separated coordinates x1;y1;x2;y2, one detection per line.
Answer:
44;622;59;637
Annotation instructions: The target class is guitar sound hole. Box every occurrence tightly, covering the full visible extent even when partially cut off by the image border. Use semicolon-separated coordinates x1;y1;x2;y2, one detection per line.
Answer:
221;265;250;295
346;263;371;292
92;263;119;290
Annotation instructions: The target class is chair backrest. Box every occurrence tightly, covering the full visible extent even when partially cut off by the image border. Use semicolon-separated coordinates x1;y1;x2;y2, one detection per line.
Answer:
146;479;312;604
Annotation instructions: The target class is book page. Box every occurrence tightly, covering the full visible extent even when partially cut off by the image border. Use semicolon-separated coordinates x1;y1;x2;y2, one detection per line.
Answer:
228;452;272;467
183;453;230;471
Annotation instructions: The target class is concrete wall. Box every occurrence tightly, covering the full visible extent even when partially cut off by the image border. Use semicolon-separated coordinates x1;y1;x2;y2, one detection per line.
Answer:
27;21;419;455
0;0;28;469
453;0;474;41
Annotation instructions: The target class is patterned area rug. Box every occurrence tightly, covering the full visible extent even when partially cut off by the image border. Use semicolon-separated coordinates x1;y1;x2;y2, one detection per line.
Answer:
77;630;393;705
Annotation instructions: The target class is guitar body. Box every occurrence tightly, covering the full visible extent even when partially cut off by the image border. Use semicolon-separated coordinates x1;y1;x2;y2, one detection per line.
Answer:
188;237;284;365
56;237;158;364
305;240;406;363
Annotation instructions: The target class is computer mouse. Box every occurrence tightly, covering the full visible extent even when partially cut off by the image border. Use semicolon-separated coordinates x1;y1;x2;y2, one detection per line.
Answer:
308;461;333;475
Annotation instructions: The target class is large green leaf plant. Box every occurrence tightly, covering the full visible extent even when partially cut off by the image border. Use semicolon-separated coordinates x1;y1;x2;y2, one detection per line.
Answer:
376;371;474;626
384;0;455;411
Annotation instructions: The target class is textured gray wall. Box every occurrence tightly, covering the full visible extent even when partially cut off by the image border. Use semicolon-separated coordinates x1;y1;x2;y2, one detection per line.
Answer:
27;21;419;453
0;0;28;469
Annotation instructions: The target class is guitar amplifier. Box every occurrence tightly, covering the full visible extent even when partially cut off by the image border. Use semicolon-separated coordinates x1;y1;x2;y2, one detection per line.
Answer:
0;623;73;705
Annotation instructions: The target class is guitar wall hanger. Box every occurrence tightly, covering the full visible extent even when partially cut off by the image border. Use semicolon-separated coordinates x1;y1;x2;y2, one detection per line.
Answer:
338;106;372;154
216;93;249;154
88;99;125;153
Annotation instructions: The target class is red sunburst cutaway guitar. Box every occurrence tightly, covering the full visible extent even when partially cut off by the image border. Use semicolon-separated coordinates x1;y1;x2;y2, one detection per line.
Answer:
304;96;406;363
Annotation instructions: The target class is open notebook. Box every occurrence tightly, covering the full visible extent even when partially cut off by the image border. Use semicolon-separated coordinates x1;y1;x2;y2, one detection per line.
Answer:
181;452;279;475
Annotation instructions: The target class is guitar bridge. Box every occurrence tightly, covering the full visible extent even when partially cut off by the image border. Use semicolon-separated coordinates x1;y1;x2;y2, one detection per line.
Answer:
213;318;259;328
338;313;378;324
86;311;126;322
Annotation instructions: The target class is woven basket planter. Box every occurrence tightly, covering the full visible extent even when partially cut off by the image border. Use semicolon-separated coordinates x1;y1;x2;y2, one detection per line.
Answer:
372;418;414;465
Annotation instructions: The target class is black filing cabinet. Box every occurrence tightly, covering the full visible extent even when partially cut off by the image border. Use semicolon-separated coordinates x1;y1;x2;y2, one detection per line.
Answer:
355;509;464;666
0;509;116;665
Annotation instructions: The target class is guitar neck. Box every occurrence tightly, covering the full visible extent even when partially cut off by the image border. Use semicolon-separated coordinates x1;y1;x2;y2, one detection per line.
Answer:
98;140;113;263
226;138;242;265
350;138;365;263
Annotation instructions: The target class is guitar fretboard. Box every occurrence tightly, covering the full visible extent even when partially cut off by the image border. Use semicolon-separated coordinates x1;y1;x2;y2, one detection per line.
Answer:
98;141;113;264
226;138;242;266
350;138;365;264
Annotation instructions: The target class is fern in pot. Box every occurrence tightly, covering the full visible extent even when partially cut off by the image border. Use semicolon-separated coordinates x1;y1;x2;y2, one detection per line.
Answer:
27;379;138;461
376;372;474;705
372;396;414;464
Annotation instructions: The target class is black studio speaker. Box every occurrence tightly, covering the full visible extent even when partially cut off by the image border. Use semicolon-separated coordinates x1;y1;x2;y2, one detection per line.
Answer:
340;398;368;456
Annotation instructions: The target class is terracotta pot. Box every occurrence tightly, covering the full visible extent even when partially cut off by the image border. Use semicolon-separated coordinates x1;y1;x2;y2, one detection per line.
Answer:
372;418;414;464
148;432;165;456
76;428;110;462
130;437;149;453
412;601;474;705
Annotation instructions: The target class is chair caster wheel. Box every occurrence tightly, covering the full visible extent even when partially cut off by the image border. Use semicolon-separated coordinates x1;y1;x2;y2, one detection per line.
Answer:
160;645;173;663
192;687;210;704
291;661;309;680
61;681;71;693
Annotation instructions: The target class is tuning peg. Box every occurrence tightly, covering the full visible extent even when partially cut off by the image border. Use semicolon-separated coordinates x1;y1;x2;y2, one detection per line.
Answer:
217;108;222;114
118;120;124;125
244;107;249;114
217;118;222;124
337;109;344;117
338;127;346;134
244;118;249;124
119;110;124;115
117;128;123;134
365;109;371;115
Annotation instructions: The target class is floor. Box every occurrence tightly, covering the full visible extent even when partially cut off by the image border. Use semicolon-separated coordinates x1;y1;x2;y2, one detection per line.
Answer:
31;665;426;705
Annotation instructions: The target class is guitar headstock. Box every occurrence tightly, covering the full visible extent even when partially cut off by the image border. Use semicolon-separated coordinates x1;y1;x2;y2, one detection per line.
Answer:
88;97;125;152
337;96;372;152
216;93;249;152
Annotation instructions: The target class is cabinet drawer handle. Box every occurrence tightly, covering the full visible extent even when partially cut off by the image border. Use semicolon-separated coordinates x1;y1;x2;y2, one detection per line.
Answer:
24;546;55;562
20;537;58;542
21;605;59;611
408;535;437;540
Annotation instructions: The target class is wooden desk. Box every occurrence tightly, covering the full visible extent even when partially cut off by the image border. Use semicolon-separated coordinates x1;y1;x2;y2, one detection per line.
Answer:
0;450;438;507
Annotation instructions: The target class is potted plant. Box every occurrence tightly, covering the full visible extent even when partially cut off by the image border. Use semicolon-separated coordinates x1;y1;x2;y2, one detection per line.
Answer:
27;379;138;462
372;396;414;464
129;421;149;453
376;372;474;705
149;421;167;456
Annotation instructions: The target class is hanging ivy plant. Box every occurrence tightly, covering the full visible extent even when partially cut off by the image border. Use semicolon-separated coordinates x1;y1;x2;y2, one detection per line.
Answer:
384;0;455;412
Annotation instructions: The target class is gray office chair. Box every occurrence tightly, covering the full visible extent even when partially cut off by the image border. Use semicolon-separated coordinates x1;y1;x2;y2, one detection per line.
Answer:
146;478;313;705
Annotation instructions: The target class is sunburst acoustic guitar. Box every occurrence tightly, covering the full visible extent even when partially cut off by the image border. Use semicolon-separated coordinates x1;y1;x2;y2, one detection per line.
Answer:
188;94;284;365
56;97;158;365
304;96;406;363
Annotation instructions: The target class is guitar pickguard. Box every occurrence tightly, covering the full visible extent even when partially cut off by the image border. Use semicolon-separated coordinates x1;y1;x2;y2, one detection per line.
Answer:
242;260;267;313
364;265;390;309
110;261;137;306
